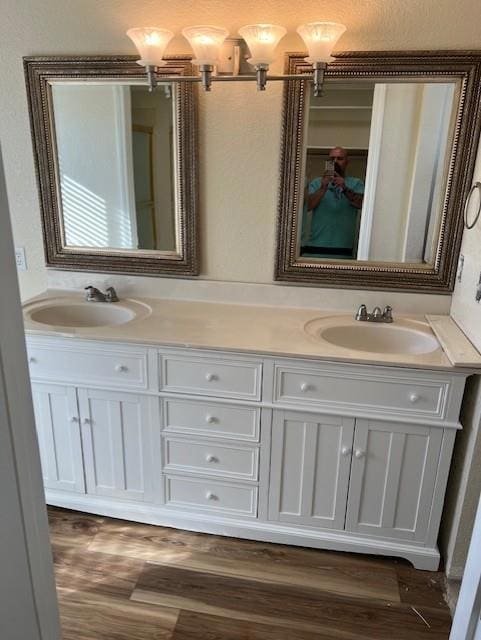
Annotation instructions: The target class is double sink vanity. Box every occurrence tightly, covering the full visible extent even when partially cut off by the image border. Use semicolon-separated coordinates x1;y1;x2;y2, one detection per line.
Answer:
21;50;481;572
23;290;479;570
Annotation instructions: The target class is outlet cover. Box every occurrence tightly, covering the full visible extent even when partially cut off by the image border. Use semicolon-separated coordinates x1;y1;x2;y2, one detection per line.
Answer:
15;247;27;271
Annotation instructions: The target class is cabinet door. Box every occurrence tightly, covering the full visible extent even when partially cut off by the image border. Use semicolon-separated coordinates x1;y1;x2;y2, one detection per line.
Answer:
78;388;154;501
269;410;355;529
31;383;84;493
345;419;443;541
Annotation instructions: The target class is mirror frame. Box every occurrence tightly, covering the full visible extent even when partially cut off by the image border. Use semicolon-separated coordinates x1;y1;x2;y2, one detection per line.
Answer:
275;50;481;293
24;55;199;277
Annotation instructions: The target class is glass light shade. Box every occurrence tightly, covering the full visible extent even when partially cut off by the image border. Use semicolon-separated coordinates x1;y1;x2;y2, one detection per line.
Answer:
182;25;229;66
238;24;287;66
296;22;346;64
126;27;174;67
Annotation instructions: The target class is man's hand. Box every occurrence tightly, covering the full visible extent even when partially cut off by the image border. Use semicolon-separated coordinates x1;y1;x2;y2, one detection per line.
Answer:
321;172;332;188
331;172;346;191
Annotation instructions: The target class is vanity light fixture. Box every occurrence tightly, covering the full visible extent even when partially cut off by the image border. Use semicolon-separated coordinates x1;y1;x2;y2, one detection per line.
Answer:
126;27;175;90
126;21;346;95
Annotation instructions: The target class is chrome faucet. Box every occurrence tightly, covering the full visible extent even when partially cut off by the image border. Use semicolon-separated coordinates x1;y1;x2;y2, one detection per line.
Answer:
85;285;119;303
355;304;393;323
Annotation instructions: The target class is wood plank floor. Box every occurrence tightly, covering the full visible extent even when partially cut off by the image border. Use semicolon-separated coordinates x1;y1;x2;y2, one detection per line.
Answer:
48;507;451;639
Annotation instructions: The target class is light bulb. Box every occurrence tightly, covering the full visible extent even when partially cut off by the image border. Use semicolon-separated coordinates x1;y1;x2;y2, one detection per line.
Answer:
126;27;174;67
238;24;287;67
296;22;346;64
182;25;229;66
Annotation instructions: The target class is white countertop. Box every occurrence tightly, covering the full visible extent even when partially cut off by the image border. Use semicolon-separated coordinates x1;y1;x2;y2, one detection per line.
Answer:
22;290;481;372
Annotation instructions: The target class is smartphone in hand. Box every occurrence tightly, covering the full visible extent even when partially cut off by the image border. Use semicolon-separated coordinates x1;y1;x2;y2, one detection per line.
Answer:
324;159;335;177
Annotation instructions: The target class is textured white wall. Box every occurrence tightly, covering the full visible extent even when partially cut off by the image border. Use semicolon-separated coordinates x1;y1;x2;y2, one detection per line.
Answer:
2;0;481;303
441;134;481;579
451;144;481;347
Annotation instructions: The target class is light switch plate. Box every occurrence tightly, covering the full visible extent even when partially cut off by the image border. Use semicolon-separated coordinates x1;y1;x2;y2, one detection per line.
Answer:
15;247;27;271
456;254;464;282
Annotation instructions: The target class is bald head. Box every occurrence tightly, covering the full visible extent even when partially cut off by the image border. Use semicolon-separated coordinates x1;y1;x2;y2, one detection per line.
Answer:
329;147;349;175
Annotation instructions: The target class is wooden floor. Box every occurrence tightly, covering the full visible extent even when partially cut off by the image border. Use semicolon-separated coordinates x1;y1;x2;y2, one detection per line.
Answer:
48;507;452;639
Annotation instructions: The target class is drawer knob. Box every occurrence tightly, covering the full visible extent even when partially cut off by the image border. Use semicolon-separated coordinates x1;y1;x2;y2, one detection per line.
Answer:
300;382;312;392
409;393;420;404
115;364;128;373
206;454;218;463
206;491;218;501
341;446;352;457
69;416;79;423
205;415;217;424
205;372;218;382
29;356;37;364
354;449;366;459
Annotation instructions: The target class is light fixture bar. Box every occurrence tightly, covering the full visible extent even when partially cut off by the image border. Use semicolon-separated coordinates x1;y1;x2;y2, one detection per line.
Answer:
137;72;319;86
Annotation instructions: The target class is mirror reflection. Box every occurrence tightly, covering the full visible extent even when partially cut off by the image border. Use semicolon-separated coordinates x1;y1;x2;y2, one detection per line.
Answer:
51;81;177;254
299;81;457;264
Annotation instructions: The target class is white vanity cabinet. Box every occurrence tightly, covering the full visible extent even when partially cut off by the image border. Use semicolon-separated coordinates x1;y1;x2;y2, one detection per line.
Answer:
31;383;84;493
268;411;451;550
26;335;468;570
268;411;355;530
345;419;445;542
28;338;159;504
31;382;157;502
77;388;155;501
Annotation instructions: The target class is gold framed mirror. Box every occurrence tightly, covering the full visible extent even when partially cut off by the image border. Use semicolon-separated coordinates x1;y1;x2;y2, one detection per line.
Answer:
24;56;198;276
275;51;481;292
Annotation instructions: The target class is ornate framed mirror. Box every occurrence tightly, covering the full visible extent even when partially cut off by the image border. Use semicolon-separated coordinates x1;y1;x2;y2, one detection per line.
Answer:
275;51;481;292
24;56;198;276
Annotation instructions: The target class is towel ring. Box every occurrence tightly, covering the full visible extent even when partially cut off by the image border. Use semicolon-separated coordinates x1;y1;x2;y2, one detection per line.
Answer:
464;181;481;229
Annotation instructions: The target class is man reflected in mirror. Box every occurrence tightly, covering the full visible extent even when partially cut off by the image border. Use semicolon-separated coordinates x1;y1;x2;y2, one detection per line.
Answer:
301;147;364;259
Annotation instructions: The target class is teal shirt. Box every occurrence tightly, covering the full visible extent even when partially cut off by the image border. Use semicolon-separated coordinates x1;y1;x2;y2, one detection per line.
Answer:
307;176;364;249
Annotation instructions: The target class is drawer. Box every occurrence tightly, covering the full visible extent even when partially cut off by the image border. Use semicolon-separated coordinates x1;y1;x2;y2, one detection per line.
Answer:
163;398;260;441
274;364;448;419
163;437;259;481
160;354;262;400
27;340;148;390
165;475;258;517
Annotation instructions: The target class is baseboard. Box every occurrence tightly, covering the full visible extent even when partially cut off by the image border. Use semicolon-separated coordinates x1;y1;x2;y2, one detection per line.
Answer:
45;490;441;571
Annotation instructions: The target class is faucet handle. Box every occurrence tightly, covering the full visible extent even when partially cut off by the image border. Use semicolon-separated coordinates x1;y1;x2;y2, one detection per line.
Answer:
382;305;393;322
85;285;100;300
355;304;368;321
105;286;119;303
372;306;383;319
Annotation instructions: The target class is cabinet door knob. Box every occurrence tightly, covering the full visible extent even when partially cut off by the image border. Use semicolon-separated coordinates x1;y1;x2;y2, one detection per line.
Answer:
115;364;128;373
205;372;217;382
354;449;366;459
29;356;37;364
205;491;218;500
300;382;311;392
341;446;352;457
83;417;92;425
69;416;79;423
206;454;218;463
205;415;217;424
409;392;420;403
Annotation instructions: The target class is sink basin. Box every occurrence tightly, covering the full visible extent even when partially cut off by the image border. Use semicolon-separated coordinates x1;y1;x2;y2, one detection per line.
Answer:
304;316;440;355
24;296;151;329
